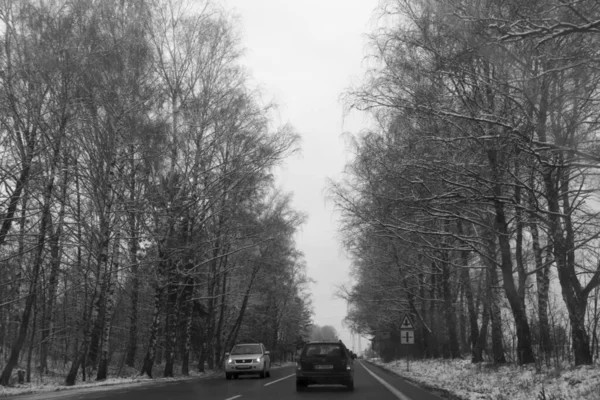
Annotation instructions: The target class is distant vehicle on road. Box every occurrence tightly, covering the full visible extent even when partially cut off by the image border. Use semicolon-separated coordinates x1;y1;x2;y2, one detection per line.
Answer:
296;340;356;391
224;343;271;380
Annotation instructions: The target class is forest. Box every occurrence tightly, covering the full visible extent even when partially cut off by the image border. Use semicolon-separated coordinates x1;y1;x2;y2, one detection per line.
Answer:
0;0;312;386
331;0;600;368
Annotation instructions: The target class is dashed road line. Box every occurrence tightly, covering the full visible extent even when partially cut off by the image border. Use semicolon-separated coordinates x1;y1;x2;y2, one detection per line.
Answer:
224;395;242;400
360;361;411;400
264;373;295;387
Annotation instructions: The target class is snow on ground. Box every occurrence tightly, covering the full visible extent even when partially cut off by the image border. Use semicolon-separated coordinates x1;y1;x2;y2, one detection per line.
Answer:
369;358;600;400
0;369;220;398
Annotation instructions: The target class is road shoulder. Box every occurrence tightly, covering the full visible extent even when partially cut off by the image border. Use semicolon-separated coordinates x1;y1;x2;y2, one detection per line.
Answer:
362;360;464;400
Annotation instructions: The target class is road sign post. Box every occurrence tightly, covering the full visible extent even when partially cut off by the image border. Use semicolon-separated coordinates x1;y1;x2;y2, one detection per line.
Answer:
400;314;415;371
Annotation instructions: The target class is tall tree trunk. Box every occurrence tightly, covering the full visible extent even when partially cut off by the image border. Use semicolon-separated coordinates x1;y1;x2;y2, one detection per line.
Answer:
428;263;440;358
514;161;527;306
87;204;115;372
163;262;179;378
489;261;507;364
26;295;37;383
441;257;460;358
12;188;29;357
214;265;228;369
40;164;68;373
473;267;490;363
205;228;224;370
87;276;107;371
180;274;194;376
488;149;535;365
457;220;479;359
125;144;140;368
140;283;164;378
535;77;599;365
64;159;87;386
543;166;598;365
140;252;168;378
461;264;479;361
416;273;432;357
97;231;120;381
529;208;553;361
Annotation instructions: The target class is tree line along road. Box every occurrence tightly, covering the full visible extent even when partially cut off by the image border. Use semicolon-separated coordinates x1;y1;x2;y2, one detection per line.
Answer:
6;361;444;400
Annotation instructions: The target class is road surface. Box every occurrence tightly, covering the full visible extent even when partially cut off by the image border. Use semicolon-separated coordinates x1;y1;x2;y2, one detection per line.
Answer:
8;361;445;400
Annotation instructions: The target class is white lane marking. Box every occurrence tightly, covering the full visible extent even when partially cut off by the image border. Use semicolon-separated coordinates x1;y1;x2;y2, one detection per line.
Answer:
360;361;411;400
224;395;242;400
264;373;295;387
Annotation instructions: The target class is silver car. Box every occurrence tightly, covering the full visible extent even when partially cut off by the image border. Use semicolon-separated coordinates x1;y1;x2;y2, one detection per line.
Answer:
224;343;271;379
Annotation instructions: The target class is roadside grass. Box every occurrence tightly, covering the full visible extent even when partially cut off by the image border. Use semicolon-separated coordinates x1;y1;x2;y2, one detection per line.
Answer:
367;357;600;400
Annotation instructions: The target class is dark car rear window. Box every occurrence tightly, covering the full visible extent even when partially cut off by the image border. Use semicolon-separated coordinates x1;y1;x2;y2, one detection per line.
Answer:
302;344;344;357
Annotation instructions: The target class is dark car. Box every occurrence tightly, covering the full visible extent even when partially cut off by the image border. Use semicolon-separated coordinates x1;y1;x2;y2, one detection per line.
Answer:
295;340;356;391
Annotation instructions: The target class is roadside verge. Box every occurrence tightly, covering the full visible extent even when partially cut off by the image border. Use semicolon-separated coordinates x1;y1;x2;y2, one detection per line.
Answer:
363;359;465;400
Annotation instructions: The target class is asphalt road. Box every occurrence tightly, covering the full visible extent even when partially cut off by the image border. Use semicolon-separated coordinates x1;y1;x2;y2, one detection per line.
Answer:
8;361;444;400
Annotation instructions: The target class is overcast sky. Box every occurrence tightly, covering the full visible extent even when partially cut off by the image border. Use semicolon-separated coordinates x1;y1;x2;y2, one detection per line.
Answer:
223;0;380;351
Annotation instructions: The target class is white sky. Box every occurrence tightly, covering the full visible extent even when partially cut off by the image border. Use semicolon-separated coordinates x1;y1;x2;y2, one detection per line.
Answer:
223;0;380;350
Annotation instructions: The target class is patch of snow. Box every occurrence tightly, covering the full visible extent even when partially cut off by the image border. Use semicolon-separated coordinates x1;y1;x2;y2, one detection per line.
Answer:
0;369;221;398
368;358;600;400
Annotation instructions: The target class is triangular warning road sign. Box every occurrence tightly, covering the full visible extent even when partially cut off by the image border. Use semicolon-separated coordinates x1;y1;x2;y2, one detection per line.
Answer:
400;314;414;329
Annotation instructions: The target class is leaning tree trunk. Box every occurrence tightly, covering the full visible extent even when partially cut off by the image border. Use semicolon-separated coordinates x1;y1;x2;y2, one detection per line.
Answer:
65;267;104;386
0;141;34;247
65;302;96;386
0;164;56;386
223;263;261;354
